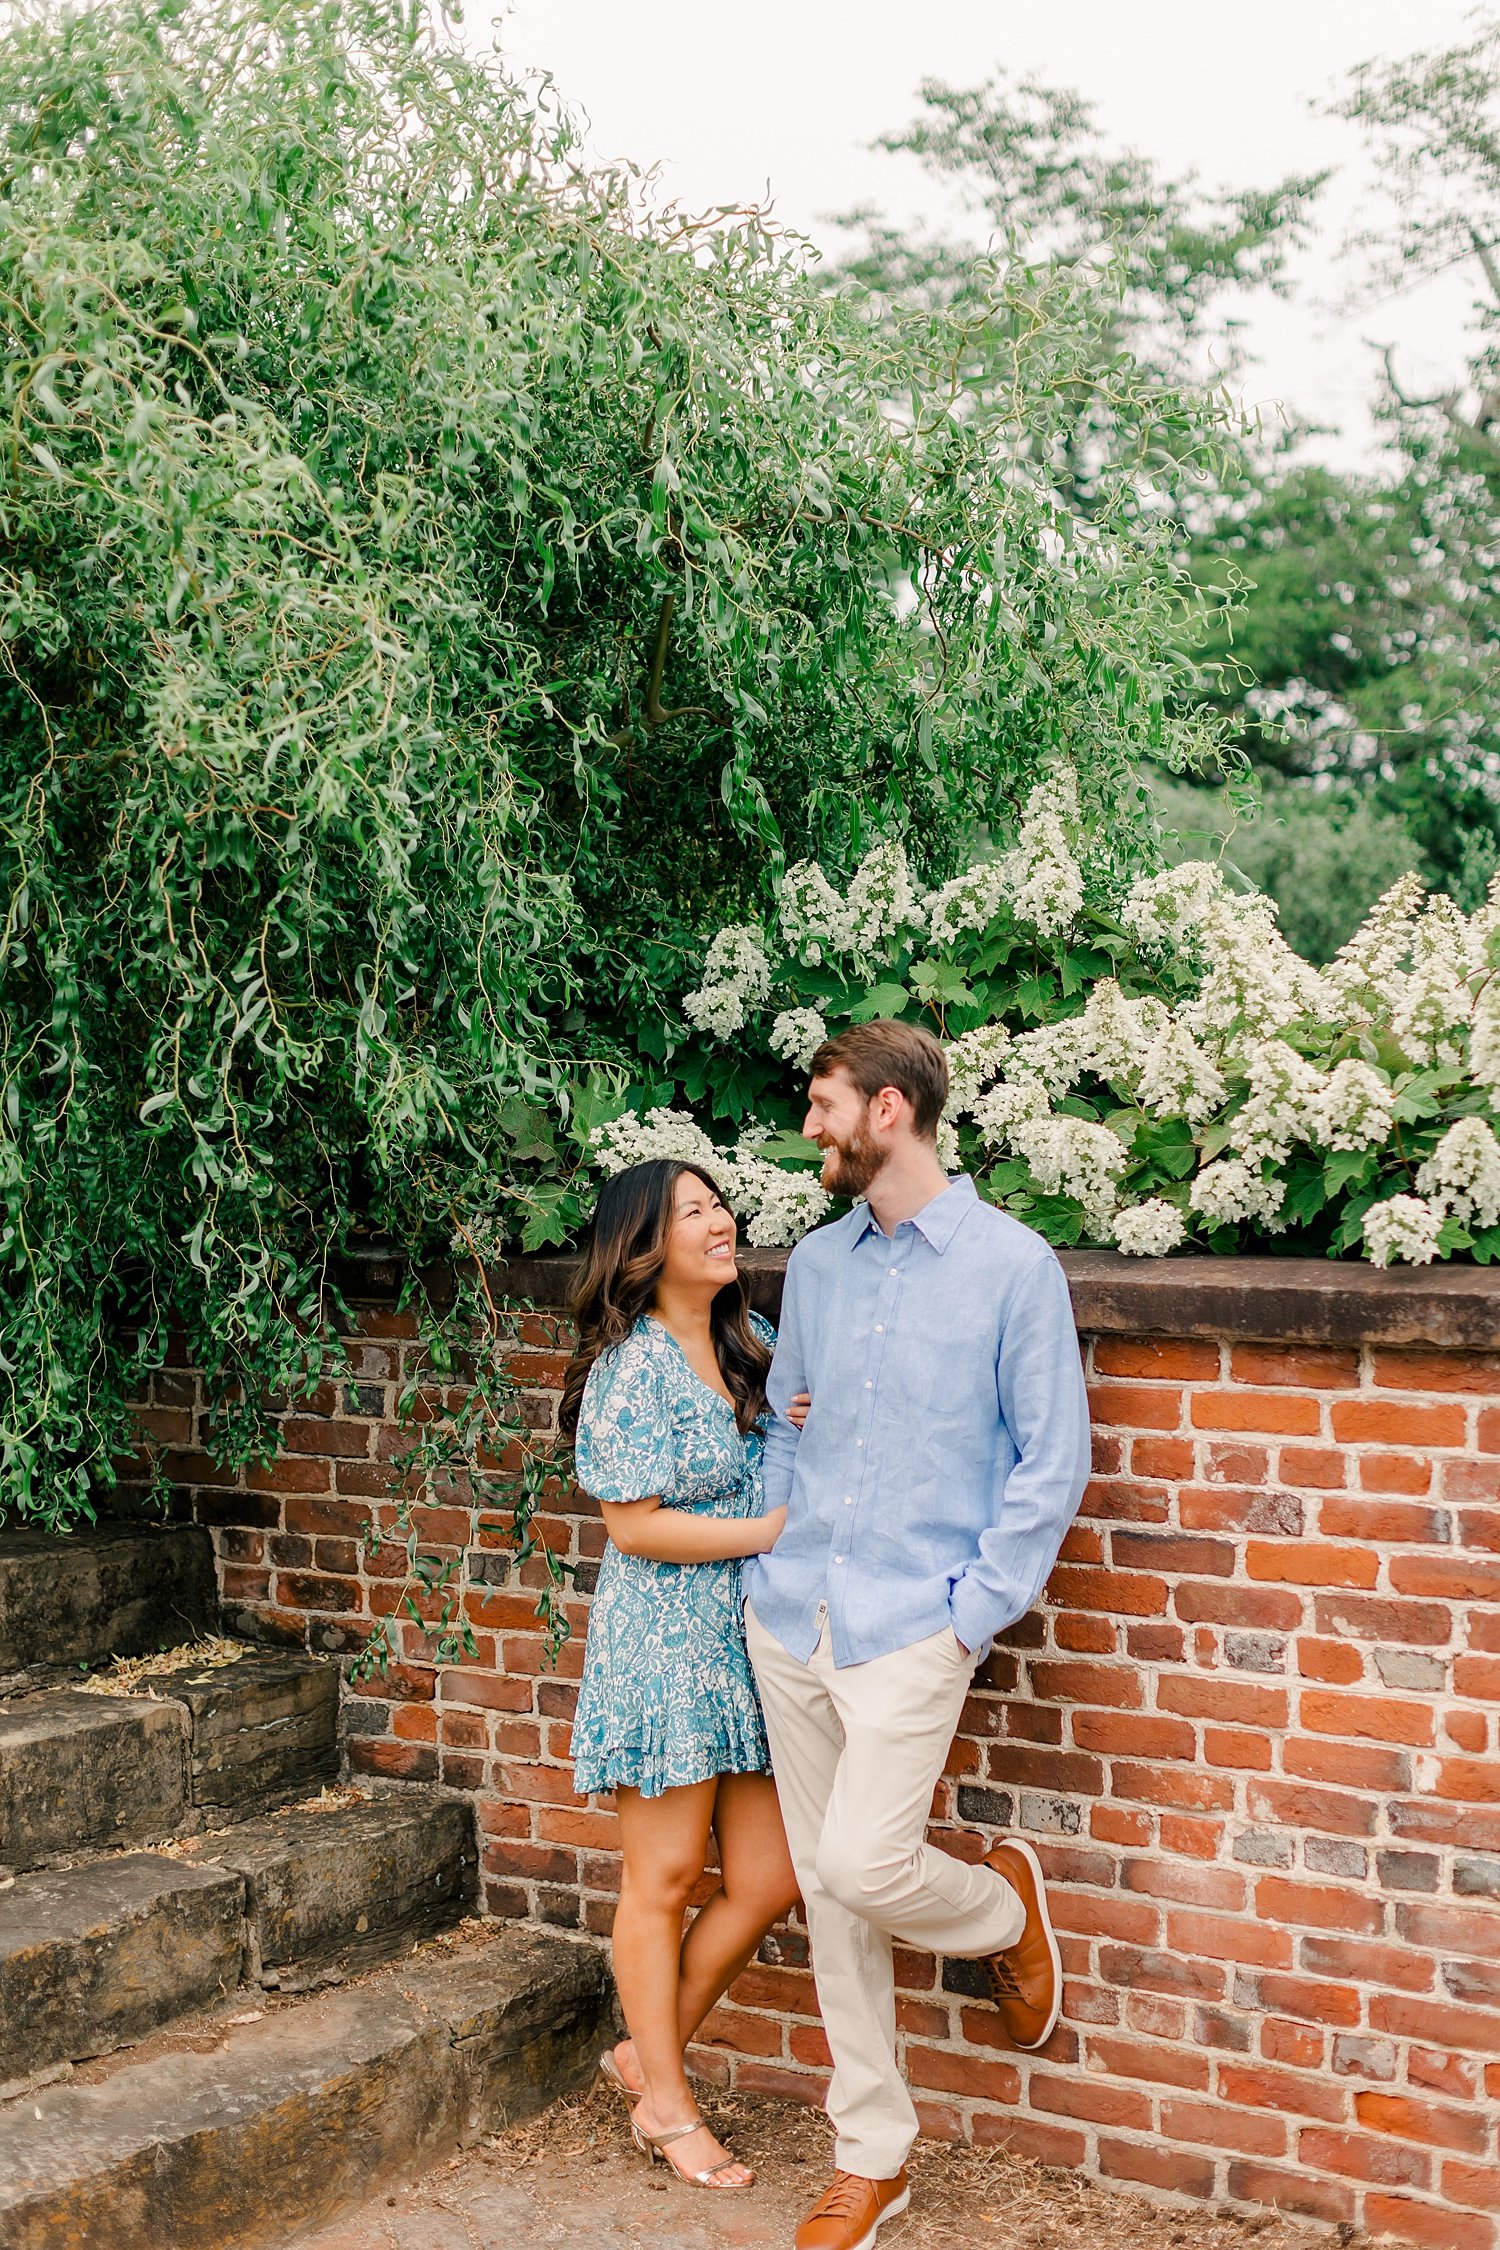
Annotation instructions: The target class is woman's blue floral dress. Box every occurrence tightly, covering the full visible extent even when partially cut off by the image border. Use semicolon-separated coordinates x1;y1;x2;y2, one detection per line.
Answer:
570;1312;775;1799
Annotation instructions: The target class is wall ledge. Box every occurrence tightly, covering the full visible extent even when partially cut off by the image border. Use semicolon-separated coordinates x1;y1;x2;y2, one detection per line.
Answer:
335;1243;1500;1352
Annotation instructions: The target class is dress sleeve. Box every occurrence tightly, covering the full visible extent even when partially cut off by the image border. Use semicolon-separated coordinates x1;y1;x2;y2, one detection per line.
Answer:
573;1334;677;1504
748;1311;777;1353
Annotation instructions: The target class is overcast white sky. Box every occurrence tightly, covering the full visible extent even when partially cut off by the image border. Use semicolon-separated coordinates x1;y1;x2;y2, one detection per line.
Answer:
481;0;1485;473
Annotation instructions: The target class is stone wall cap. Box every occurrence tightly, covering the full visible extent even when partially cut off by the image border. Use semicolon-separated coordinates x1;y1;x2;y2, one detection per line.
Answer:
339;1242;1500;1352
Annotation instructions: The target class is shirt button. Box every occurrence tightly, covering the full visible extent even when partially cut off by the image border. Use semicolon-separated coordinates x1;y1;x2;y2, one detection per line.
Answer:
855;1438;864;1447
844;1496;853;1506
889;1267;899;1277
833;1555;844;1564
864;1381;872;1390
874;1324;884;1334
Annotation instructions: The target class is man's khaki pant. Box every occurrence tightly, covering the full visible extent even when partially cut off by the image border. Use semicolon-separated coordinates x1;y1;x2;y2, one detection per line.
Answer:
745;1602;1026;2181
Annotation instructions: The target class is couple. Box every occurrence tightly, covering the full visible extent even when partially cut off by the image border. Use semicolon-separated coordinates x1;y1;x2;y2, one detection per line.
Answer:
562;1019;1091;2250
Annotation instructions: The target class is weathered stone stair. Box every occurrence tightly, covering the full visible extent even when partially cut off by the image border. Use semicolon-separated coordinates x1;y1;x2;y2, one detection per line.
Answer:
0;1521;609;2248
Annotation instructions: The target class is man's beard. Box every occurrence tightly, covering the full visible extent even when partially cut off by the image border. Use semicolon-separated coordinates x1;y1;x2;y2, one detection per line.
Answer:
819;1122;886;1200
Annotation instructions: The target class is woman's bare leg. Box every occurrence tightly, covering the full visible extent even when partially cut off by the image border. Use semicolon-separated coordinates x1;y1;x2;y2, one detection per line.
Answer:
611;1779;751;2186
612;1772;799;2092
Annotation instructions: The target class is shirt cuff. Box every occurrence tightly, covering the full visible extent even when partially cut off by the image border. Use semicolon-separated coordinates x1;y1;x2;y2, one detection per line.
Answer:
948;1576;1002;1662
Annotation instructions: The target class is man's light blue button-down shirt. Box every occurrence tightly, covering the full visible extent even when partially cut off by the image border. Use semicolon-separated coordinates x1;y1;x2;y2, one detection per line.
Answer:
744;1175;1091;1668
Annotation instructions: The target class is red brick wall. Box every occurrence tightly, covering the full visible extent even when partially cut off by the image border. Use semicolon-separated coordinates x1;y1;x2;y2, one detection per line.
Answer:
141;1255;1500;2250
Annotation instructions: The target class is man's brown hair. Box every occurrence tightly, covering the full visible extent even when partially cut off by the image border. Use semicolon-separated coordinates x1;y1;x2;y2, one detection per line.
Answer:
808;1019;949;1138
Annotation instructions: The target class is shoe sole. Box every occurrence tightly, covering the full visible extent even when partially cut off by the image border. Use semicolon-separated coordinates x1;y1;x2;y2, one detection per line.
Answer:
999;1836;1063;2050
839;2184;911;2250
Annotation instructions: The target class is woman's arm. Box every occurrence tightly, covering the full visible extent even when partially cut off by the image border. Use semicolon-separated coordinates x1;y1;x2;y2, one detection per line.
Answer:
600;1498;787;1563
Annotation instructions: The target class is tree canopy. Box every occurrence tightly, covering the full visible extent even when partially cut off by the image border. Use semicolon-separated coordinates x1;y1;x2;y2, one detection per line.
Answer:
0;0;1236;1524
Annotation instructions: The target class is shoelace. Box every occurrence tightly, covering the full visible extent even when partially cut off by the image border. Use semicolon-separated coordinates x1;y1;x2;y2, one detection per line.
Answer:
817;2172;881;2218
988;1953;1023;1996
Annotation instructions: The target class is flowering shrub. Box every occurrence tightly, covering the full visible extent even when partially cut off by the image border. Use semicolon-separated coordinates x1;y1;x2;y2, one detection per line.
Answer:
654;772;1500;1266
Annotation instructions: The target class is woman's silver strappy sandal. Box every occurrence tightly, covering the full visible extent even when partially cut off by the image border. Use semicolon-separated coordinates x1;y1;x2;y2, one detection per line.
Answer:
597;2047;638;2105
628;2111;755;2190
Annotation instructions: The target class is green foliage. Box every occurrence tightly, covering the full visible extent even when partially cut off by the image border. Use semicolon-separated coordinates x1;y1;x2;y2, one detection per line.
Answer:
0;0;1234;1529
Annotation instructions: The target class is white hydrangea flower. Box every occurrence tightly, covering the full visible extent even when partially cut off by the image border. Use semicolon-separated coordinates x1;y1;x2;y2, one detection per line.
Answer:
1119;860;1230;948
1012;1113;1129;1228
1311;1060;1395;1152
1181;897;1330;1048
591;1106;724;1175
683;926;772;1040
778;861;844;965
1471;982;1500;1093
1231;1039;1328;1164
1326;873;1425;1010
726;1149;832;1247
1009;768;1085;940
971;1077;1050;1149
768;1008;828;1072
1005;1017;1090;1098
944;1024;1013;1118
1416;1116;1500;1229
927;856;1011;947
1135;1019;1226;1124
1388;897;1480;1067
1078;980;1166;1083
1363;1193;1444;1267
1189;1156;1286;1231
779;842;918;966
843;841;920;958
1110;1198;1187;1257
936;1116;961;1172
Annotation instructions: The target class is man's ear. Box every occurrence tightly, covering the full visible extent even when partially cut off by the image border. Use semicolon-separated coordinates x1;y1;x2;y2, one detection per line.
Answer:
870;1084;908;1136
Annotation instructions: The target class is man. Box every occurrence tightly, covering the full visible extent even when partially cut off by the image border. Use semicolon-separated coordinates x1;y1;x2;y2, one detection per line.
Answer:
743;1019;1092;2250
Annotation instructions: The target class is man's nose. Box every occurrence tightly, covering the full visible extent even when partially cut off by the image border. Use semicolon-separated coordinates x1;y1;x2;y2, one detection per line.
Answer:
802;1108;816;1138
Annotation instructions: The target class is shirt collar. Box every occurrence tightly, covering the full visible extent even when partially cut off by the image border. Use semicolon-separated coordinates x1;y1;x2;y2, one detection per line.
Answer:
849;1173;978;1254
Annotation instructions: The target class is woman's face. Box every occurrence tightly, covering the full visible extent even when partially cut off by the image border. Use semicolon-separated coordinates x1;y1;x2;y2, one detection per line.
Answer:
656;1172;738;1300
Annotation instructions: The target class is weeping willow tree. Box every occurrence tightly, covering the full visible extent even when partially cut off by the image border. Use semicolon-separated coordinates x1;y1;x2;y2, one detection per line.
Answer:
0;0;1237;1526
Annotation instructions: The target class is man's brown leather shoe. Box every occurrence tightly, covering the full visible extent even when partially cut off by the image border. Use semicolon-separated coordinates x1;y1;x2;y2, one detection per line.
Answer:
982;1837;1062;2049
795;2167;911;2250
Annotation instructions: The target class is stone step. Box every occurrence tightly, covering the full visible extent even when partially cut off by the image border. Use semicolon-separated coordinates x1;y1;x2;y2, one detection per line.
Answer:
199;1789;479;1988
0;1655;340;1874
0;1692;187;1875
0;1525;216;1680
0;1791;476;2083
127;1651;339;1822
0;1854;245;2085
0;1925;610;2250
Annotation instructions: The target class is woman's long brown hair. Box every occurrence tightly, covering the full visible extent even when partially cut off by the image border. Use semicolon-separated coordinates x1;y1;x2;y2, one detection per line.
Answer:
560;1160;771;1440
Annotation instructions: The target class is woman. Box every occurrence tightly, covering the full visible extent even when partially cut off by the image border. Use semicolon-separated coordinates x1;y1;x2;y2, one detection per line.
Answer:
562;1159;805;2192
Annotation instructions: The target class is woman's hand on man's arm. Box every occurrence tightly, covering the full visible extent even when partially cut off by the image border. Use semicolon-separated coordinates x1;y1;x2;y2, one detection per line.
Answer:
599;1496;786;1563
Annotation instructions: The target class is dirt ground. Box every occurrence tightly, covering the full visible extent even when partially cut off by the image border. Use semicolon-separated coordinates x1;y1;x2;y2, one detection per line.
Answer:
292;2080;1353;2250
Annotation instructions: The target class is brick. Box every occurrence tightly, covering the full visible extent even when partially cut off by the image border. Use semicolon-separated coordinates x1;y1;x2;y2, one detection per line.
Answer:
1158;1675;1288;1727
1130;1436;1196;1479
1326;1495;1450;1544
1231;1344;1360;1389
1391;1553;1500;1603
1165;1909;1293;1970
1372;1994;1500;2056
1355;1453;1436;1495
1248;1542;1380;1588
1297;1636;1365;1684
1248;1973;1362;2029
1174;1581;1304;1629
1355;2092;1490;2154
1094;1337;1221;1380
1053;1612;1117;1653
1280;1446;1347;1489
1426;1759;1500;1805
1444;2162;1500;2216
1028;1660;1144;1709
1025;2071;1152;2129
1048;1566;1168;1617
1361;2195;1497;2250
280;1417;375;1457
1334;1398;1467;1447
1299;2126;1432;2188
1159;1815;1223;1859
1224;2162;1355;2225
1217;2062;1346;2122
1375;1348;1500;1394
1180;1485;1304;1535
1252;1877;1383;1937
1122;1860;1245;1910
1086;1381;1184;1429
1301;1689;1436;1747
1284;1736;1412;1792
975;2115;1088;2167
1074;1711;1196;1761
1099;2138;1216;2197
1263;2018;1328;2067
1111;1530;1236;1577
1084;2032;1211;2090
1192;1389;1323;1436
1398;1901;1500;1959
1125;1621;1185;1663
1111;1762;1234;1813
1098;1944;1225;2000
1160;2096;1288;2156
1201;1440;1270;1484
